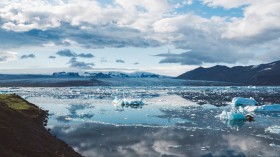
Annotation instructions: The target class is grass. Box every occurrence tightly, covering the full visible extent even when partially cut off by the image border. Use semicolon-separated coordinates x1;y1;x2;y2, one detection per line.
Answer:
0;94;35;111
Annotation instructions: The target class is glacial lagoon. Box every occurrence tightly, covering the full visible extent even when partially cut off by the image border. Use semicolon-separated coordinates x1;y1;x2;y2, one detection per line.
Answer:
1;86;280;157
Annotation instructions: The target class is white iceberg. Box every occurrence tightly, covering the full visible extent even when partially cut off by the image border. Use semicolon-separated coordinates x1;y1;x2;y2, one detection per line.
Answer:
244;104;280;112
232;97;258;108
112;97;144;106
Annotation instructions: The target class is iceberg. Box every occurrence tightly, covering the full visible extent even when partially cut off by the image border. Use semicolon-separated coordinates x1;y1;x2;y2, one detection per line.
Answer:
219;109;246;120
244;104;280;112
112;97;144;106
218;97;257;121
232;97;258;108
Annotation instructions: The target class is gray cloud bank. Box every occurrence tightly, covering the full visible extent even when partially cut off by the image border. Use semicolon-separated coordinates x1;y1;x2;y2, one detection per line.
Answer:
56;49;94;58
116;59;125;63
68;58;95;69
20;54;35;59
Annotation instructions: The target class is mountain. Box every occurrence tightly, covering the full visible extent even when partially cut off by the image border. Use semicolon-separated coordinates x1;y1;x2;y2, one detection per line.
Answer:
177;60;280;85
83;71;168;78
0;71;170;87
52;72;80;77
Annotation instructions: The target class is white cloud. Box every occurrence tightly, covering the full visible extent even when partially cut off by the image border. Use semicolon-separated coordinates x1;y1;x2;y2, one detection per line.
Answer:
202;0;252;9
0;52;17;62
0;0;170;32
140;65;197;76
0;0;280;66
223;0;280;42
115;0;169;13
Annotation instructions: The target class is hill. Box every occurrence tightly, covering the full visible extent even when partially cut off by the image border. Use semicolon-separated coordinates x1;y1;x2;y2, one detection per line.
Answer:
0;94;82;157
177;60;280;85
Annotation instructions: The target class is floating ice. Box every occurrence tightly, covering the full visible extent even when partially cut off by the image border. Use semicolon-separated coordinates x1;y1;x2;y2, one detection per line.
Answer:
145;95;198;107
265;126;280;134
217;97;255;120
269;143;280;147
201;104;217;109
112;97;144;106
219;109;246;120
232;97;258;108
244;104;280;112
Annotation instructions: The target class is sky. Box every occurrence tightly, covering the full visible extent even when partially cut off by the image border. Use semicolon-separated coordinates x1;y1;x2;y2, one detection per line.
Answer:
0;0;280;76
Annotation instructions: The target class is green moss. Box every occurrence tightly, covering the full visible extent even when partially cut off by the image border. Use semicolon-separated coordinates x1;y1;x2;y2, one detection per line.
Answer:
0;94;35;111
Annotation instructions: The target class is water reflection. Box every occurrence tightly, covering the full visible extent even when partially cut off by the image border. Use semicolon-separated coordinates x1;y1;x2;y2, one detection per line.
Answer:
51;123;280;157
223;120;246;131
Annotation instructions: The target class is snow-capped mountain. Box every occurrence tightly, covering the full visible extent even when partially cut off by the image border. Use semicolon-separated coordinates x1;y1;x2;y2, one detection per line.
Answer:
84;71;168;78
52;72;80;77
177;60;280;85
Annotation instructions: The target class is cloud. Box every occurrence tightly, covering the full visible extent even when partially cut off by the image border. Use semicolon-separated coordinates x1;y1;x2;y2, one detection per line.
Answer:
222;0;280;43
0;0;164;49
56;49;94;58
78;53;94;58
20;53;35;59
155;49;252;65
100;58;107;63
56;49;76;57
0;0;280;65
0;52;17;62
201;0;252;9
68;58;95;69
49;55;56;59
116;59;125;63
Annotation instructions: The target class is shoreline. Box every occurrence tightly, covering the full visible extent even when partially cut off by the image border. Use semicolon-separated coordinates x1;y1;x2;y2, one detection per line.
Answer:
0;94;82;157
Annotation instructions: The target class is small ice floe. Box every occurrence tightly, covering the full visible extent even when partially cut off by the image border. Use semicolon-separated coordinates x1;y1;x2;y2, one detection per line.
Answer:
168;145;182;148
269;143;280;147
201;104;217;109
265;126;280;134
112;97;144;106
218;97;257;121
232;97;258;108
219;109;246;120
244;104;280;112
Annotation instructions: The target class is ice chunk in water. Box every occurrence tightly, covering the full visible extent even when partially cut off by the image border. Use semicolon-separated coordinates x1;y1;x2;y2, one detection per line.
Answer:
269;143;280;147
265;126;280;134
112;97;144;106
244;104;280;112
218;97;248;120
219;109;246;120
232;97;258;108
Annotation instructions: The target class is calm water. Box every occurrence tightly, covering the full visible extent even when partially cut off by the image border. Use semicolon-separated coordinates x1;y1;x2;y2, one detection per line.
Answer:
1;87;280;157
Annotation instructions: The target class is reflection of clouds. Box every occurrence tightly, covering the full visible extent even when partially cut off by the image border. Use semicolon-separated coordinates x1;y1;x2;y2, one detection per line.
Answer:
153;140;185;157
49;123;280;157
67;104;93;114
55;104;95;122
221;134;280;157
56;115;72;122
126;141;157;156
220;120;246;131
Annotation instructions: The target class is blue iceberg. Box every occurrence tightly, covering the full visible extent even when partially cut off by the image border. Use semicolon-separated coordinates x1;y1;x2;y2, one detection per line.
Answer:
232;97;258;108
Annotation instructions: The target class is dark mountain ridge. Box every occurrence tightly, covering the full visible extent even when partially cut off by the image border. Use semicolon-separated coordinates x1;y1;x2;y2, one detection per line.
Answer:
177;60;280;86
